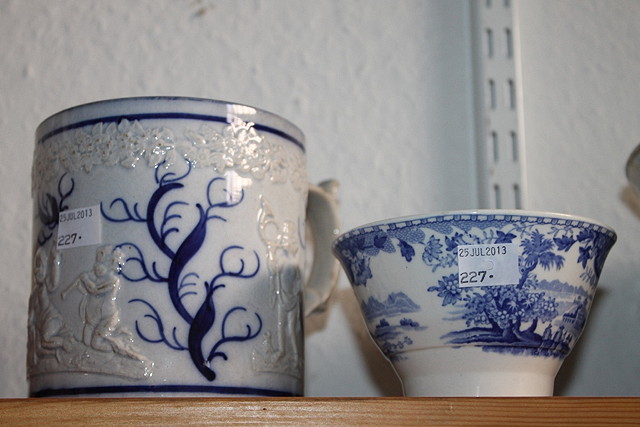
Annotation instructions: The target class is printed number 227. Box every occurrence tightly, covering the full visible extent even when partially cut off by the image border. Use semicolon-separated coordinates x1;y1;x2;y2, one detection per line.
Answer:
460;270;487;284
57;233;78;247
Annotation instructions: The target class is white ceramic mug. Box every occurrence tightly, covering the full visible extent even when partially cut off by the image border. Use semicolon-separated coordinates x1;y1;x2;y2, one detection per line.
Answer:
29;97;339;397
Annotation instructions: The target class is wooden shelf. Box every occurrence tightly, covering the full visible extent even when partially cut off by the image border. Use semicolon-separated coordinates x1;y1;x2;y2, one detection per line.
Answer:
1;397;639;425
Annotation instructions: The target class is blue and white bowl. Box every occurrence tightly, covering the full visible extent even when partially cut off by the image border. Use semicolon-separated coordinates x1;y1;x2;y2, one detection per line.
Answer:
332;210;616;396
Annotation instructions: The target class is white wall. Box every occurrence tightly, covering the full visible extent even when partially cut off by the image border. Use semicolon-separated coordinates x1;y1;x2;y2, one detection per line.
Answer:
517;0;640;395
0;0;638;398
0;0;475;397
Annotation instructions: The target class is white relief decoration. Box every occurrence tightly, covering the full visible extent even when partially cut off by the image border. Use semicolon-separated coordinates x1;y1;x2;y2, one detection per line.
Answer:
32;118;307;194
31;114;309;393
252;196;304;378
28;245;153;379
28;245;72;368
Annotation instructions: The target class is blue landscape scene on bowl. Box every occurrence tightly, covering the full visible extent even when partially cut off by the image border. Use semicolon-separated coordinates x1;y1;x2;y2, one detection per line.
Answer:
333;213;616;361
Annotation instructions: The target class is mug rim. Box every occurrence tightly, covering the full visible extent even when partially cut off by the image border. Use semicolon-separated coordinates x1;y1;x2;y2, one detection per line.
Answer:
334;209;617;245
35;96;305;151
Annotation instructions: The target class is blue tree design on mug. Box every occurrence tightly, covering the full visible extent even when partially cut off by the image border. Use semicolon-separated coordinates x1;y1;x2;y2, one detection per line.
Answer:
101;163;263;380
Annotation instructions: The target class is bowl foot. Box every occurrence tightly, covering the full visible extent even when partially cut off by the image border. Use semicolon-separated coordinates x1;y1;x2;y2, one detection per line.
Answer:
393;346;562;397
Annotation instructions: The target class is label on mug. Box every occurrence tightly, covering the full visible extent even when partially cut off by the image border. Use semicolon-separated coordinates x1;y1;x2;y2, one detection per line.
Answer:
457;243;519;287
56;205;102;250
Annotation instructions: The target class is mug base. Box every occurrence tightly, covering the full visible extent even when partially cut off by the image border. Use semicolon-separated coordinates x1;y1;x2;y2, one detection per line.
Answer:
29;384;301;398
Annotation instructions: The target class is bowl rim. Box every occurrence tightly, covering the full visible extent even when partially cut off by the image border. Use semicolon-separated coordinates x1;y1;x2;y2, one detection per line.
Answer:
334;209;617;244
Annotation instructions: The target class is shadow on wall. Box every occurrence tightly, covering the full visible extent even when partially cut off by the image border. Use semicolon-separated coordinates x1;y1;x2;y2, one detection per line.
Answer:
553;286;609;396
337;288;404;396
557;184;640;396
305;287;403;396
621;185;640;220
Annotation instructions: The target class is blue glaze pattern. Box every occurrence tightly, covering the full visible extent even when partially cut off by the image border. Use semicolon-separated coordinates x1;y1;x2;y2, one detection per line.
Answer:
30;109;309;397
333;213;616;360
101;163;263;381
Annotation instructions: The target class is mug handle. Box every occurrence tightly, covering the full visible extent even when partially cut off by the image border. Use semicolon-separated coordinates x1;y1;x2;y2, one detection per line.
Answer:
304;180;340;316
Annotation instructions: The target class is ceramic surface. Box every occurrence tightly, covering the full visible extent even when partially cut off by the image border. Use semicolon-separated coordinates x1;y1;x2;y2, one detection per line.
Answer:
29;97;339;397
332;210;616;396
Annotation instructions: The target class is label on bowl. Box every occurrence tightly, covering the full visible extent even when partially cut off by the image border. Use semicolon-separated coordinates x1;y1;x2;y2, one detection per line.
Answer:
457;243;519;287
56;205;102;250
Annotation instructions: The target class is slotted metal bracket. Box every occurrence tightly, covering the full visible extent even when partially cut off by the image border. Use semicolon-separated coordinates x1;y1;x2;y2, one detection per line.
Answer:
471;0;526;209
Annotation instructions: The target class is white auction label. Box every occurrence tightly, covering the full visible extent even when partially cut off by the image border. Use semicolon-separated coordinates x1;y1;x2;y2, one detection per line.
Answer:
457;243;520;287
56;205;102;250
